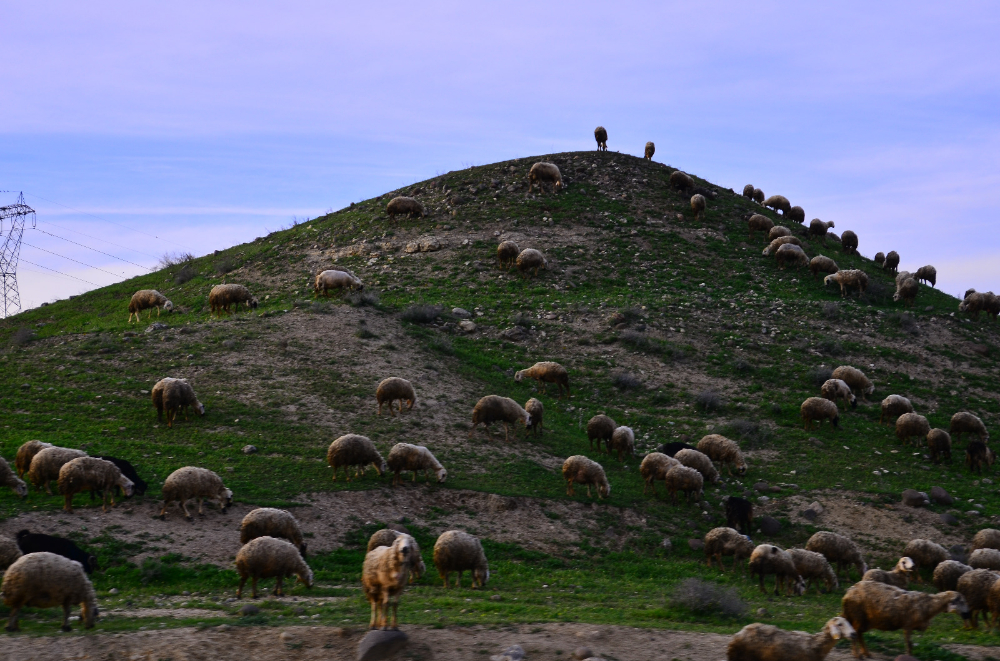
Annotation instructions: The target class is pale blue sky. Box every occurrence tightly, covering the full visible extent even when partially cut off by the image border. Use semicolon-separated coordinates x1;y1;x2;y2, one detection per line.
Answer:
2;1;998;309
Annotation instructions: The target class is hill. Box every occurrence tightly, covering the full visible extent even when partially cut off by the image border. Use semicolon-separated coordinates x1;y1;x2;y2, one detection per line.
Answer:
1;150;998;658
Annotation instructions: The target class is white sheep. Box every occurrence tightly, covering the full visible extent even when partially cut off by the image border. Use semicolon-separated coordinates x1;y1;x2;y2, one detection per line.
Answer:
0;456;27;497
128;289;173;323
640;452;679;495
608;425;635;461
800;397;839;430
562;455;610;499
820;378;856;410
208;283;258;315
824;270;868;298
528;162;563;193
515;361;570;397
386;443;446;485
726;617;856;661
314;269;364;297
15;440;51;477
470;395;531;441
327;434;386;481
362;533;417;629
58;456;134;513
749;544;806;595
515;248;548;278
696;434;747;476
675;448;720;483
376;377;416;416
240;508;307;556
26;446;87;495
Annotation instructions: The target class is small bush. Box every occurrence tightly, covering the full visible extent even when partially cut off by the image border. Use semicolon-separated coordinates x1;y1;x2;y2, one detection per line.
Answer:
810;366;833;387
695;390;723;412
174;264;197;284
401;305;441;324
888;312;919;335
355;328;378;339
620;307;644;323
821;302;839;319
860;280;891;305
726;419;771;450
732;358;754;374
429;337;454;355
512;312;533;328
347;291;380;308
815;338;844;356
310;301;333;314
620;330;654;352
214;257;237;275
770;402;782;415
11;327;34;347
671;578;746;618
613;371;642;391
159;252;195;269
222;339;238;350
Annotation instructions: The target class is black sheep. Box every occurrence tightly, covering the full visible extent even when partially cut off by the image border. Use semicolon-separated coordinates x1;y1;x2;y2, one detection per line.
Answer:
657;442;695;457
16;530;98;574
725;496;754;535
89;455;147;498
966;441;996;475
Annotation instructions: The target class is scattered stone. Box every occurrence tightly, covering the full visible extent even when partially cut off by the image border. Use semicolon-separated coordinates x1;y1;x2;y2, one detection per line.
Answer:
490;644;525;661
242;445;258;455
458;320;477;333
357;630;409;661
292;607;306;615
930;486;953;506
500;327;530;342
756;607;769;617
807;501;824;515
758;496;770;504
802;509;818;521
949;544;968;563
452;308;471;318
145;322;169;333
573;647;594;660
940;513;959;526
688;539;705;551
661;537;672;553
753;481;770;493
239;604;260;616
279;631;297;644
759;516;781;536
902;489;929;507
967;510;981;516
108;588;119;595
810;437;824;448
604;527;617;538
490;594;502;601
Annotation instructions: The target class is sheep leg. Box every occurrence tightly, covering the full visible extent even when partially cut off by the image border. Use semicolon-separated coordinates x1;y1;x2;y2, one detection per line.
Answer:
586;484;593;498
274;576;283;596
251;577;259;599
4;606;20;632
63;493;74;513
197;497;205;516
61;602;72;631
903;629;913;655
503;423;510;442
237;576;247;598
369;600;378;629
390;598;399;630
181;499;193;521
566;479;574;496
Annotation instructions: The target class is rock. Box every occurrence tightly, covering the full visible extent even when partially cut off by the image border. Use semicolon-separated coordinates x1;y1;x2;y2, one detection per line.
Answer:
895;655;920;661
458;320;477;333
490;594;501;601
607;312;626;326
108;588;119;595
807;501;824;515
809;437;824;447
239;604;260;616
145;322;168;333
941;512;959;526
902;489;929;507
604;527;617;538
759;516;781;536
487;494;517;512
688;538;705;551
490;644;525;661
573;647;594;660
357;630;409;661
500;326;530;342
753;481;770;493
242;445;258;454
452;308;471;318
949;544;968;563
419;237;441;252
972;344;991;357
280;631;298;644
661;537;672;552
802;509;818;521
757;496;770;504
930;486;954;505
756;607;769;617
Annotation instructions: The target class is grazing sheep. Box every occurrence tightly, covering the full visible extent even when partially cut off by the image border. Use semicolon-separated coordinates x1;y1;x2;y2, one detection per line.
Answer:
433;530;489;589
594;126;608;151
749;544;806;596
933;560;972;592
752;188;764;204
809;255;839;279
386;196;424;219
957;568;999;629
608;425;635;461
831;366;874;402
747;214;774;240
675;448;720;484
376;377;416;416
806;531;867;580
470;395;531;441
696;434;747;476
873;252;885;266
775;243;808;269
966;440;996;475
763;195;792;215
820;379;857;410
16;530;97;574
879;395;913;425
27;446;87;494
883;250;900;274
950;411;989;443
0;537;21;571
762;235;802;256
528;162;563;193
927;429;952;463
362;533;416;630
314;269;363;297
644;141;654;160
664;464;703;504
2;552;97;632
690;194;706;220
151;377;205;427
726;617;856;661
658;441;696;456
158;466;232;521
960;290;992;319
768;225;792;240
969;548;1000;571
515;248;548;277
800;397;840;430
127;289;173;323
525;397;544;437
58;457;134;513
367;529;425;583
241;508;307;556
15;440;51;478
840;230;858;254
862;557;915;589
587;414;616;452
895;412;930;446
90;455;147;498
640;452;679;495
742;184;755;199
893;276;918;306
235;536;313;599
704;527;754;572
670;171;694;193
497;240;519;269
914;265;936;286
841;581;969;658
788;205;805;224
208;283;258;315
808;219;835;243
386;443;447;485
823;269;869;298
903;539;948;578
972;529;1000;552
790;548;840;593
562;455;610;499
826;230;840;244
726;496;754;534
515;361;570;397
0;456;27;498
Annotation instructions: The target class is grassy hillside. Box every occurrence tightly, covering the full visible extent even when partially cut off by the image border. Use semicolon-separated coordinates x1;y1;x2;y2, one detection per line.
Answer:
0;150;997;657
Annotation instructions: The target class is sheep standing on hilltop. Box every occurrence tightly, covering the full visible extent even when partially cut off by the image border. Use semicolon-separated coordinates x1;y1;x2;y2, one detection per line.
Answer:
726;617;856;661
644;141;655;160
883;250;900;274
763;195;792;215
808;219;835;244
209;283;258;315
241;508;307;556
497;240;519;269
704;527;754;572
58;457;134;513
696;434;747;476
2;552;98;632
0;457;27;498
824;269;868;298
386;196;424;219
515;248;548;278
362;533;416;630
950;412;989;443
433;530;489;589
801;397;840;430
152;377;205;427
525;397;544;437
762;236;802;256
515;361;570;397
874;252;885;267
235;536;313;599
690;194;706;220
594;126;608;151
840;230;858;254
670;171;694;193
776;243;809;269
587;414;616;452
314;269;363;297
752;188;764;204
470;395;531;441
326;434;386;482
128;289;173;324
806;531;868;580
743;184;755;200
749;544;806;596
158;466;232;520
640;452;679;495
809;255;839;279
831;365;874;402
912;264;937;286
880;395;913;425
386;443;446;485
562;455;610;499
820;379;857;410
528;162;563;194
376;377;416;416
15;440;51;478
787;205;805;224
27;446;87;495
747;214;774;241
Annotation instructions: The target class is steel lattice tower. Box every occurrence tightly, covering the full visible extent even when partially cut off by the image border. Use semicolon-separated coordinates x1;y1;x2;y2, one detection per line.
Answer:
0;193;36;318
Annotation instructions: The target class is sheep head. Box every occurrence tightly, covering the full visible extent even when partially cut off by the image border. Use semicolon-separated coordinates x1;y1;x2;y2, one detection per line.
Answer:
194;399;206;415
825;617;856;641
598;480;611;499
514;370;526;382
435;467;448;483
297;565;315;589
898;556;915;574
945;591;971;620
13;480;27;498
120;476;135;497
473;566;490;586
163;300;174;312
221;488;233;510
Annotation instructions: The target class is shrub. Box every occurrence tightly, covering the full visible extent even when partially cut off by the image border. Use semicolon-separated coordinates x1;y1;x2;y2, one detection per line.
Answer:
620;307;644;323
888;312;919;335
815;338;844;356
429;337;454;356
10;327;34;347
214;257;237;275
401;305;441;324
613;371;642;391
732;358;754;374
671;578;746;618
158;252;195;269
810;366;833;387
821;302;839;319
620;330;654;353
695;390;723;412
174;264;197;284
726;419;771;450
347;291;380;308
355;327;378;339
860;279;891;305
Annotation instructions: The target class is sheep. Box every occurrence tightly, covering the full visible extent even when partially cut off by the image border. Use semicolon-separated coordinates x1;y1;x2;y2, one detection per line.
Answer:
497;240;519;269
696;434;747;476
726;617;856;661
562;455;610;499
873;252;885;267
966;441;996;474
386;443;446;485
433;530;489;589
16;530;97;574
151;377;205;427
362;533;416;629
2;552;97;632
768;225;792;240
840;581;969;658
762;235;802;256
903;539;948;579
752;188;764;204
808;218;835;243
208;283;258;315
789;548;840;593
933;560;972;592
58;457;134;513
127;289;173;323
895;412;930;446
375;377;416;416
950;411;989;443
0;537;20;570
515;361;570;397
15;439;51;478
809;255;839;279
470;395;531;442
704;527;754;572
840;230;858;254
235;536;313;599
749;544;806;596
658;441;696;456
820;379;857;410
670;170;694;193
801;397;840;430
805;531;868;580
644;141;655;160
367;529;425;583
240;508;307;556
640;452;679;495
880;395;913;425
763;195;791;215
690;194;706;220
664;464;703;504
787;205;805;224
326;434;386;483
726;496;754;534
927;429;952;463
747;214;774;240
314;269;364;297
594;126;608;151
972;529;1000;552
914;265;936;286
0;456;27;498
675;448;720;484
386;196;424;219
158;466;232;520
27;446;87;494
893;276;918;306
883;250;900;274
587;414;616;452
969;548;1000;571
831;365;874;402
956;568;999;629
528;162;563;193
862;557;915;589
985;291;1000;320
515;248;548;277
90;455;147;498
606;425;635;461
524;397;544;437
824;270;868;298
960;290;992;318
743;184;755;199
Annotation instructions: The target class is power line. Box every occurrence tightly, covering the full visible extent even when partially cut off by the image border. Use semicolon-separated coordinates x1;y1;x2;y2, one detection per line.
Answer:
19;259;99;286
36;219;162;261
33;226;152;271
21;241;127;279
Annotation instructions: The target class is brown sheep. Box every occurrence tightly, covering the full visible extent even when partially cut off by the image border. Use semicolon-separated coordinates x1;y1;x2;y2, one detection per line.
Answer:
664;464;703;504
644;141;655;160
726;617;856;661
824;269;868;298
433;530;489;589
747;214;774;240
914;265;937;287
690;194;706;220
704;527;754;572
586;414;616;452
562;455;610;499
742;184;755;199
895;412;930;446
2;552;98;632
386;196;424;219
820;379;857;410
0;536;21;571
158;466;232;520
752;188;764;204
675;448;720;484
15;440;51;478
375;377;416;416
314;269;363;297
968;440;998;475
151;377;205;427
362;533;416;629
883;250;900;274
768;225;792;240
762;235;802;256
469;395;531;441
640;452;679;495
969;548;1000;571
893;276;918;306
808;218;835;243
927;428;952;463
326;434;386;481
670;171;694;193
787;205;805;224
862;557;915;589
879;395;913;425
809;255;839;279
903;539;948;579
950;411;989;443
801;397;840;430
367;529;424;582
524;397;544;437
235;536;313;599
515;248;548;278
127;289;173;323
27;446;87;495
956;568;999;629
749;544;806;596
208;283;258;315
790;548;840;593
831;365;874;401
0;457;27;498
514;361;569;397
496;240;519;269
58;457;134;513
528;162;563;193
933;560;972;592
608;425;635;461
971;529;1000;552
840;230;858;254
386;443;446;485
696;434;747;475
775;243;808;269
806;531;867;580
763;195;791;215
594;126;608;151
240;508;307;556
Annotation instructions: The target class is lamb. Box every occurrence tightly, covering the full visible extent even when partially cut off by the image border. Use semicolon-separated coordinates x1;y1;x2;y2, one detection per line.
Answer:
862;557;915;589
208;283;258;315
640;452;679;495
525;397;544;437
883;250;900;274
367;529;425;582
158;466;232;520
586;414;616;452
696;434;747;475
749;544;806;596
747;214;774;240
762;235;802;256
873;252;885;267
808;218;835;243
768;225;791;240
903;539;948;578
763;195;791;215
893;276;918;306
787;205;805;224
0;537;20;570
386;443;446;485
831;365;874;401
690;194;706;220
0;456;27;497
895;412;930;446
789;548;840;593
26;446;87;494
362;533;416;629
824;270;868;298
515;248;548;277
515;361;570;397
386;196;424;219
726;617;856;661
743;184;755;199
927;429;952;463
840;581;969;658
433;530;489;588
608;425;635;461
726;496;754;534
528;162;563;193
594;126;608;151
840;230;858;254
58;456;134;513
966;440;996;474
809;255;839;279
971;528;1000;552
820;379;857;410
241;508;307;556
2;552;97;632
496;240;519;269
314;269;364;297
956;568;999;629
91;455;148;497
704;527;754;572
562;455;610;499
670;171;694;192
879;395;913;425
933;560;972;592
127;289;173;323
664;464;703;504
469;395;531;441
375;377;416;416
950;411;989;443
800;397;840;430
152;377;205;427
675;448;720;483
16;530;97;574
969;548;1000;571
644;141;655;160
235;536;313;599
805;531;868;579
914;265;936;286
752;188;764;204
15;439;51;477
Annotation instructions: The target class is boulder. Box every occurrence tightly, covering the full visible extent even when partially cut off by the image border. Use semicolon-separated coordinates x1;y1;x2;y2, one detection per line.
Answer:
242;445;258;454
490;644;525;661
458;320;477;333
759;516;781;536
801;508;818;522
930;486;954;506
573;648;594;660
753;481;770;493
239;604;260;616
807;501;824;515
941;512;959;526
452;308;471;318
902;489;929;507
357;630;409;661
661;537;672;553
688;539;705;551
500;327;530;342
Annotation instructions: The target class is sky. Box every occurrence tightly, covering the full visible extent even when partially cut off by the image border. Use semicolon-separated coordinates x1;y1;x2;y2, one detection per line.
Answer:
1;1;999;311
